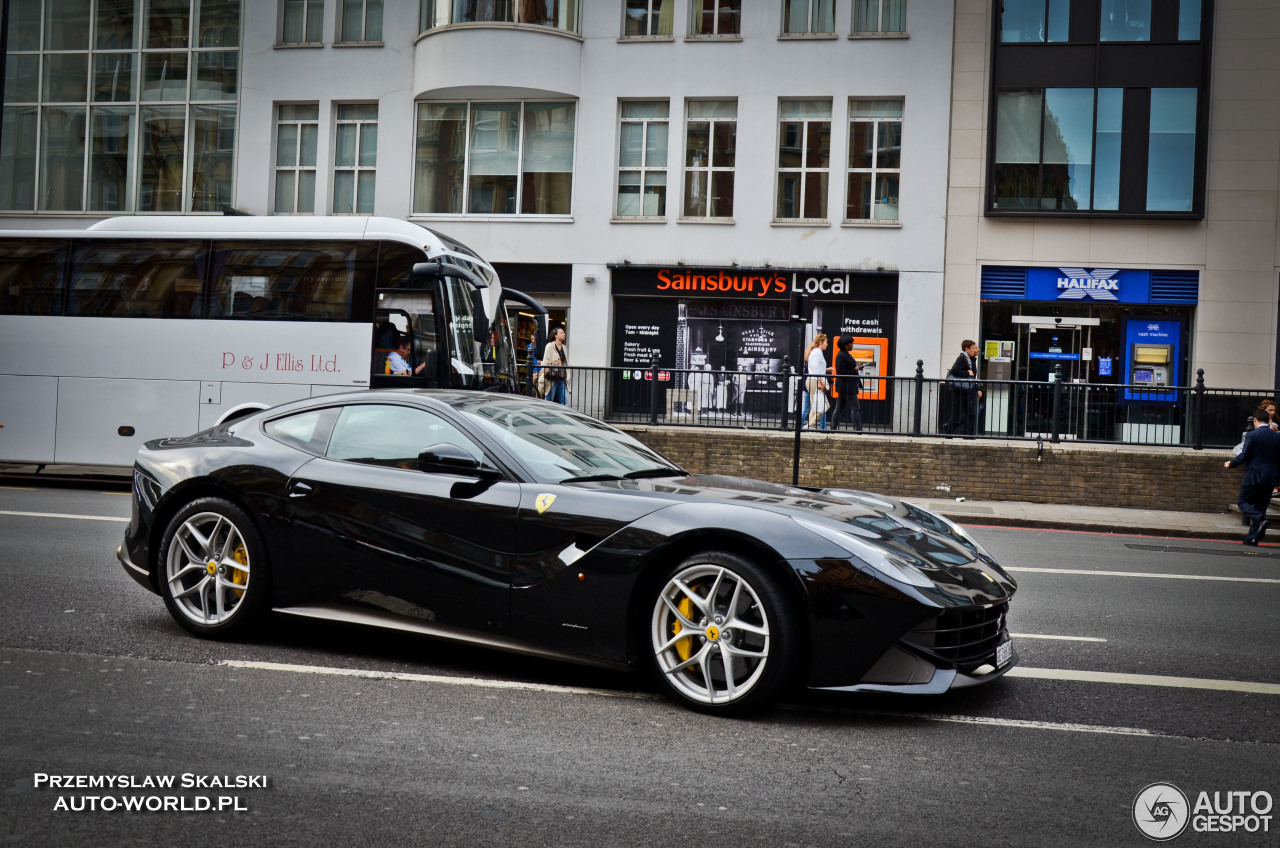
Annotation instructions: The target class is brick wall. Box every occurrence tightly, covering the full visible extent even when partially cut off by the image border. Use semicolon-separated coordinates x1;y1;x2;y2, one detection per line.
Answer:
618;426;1238;514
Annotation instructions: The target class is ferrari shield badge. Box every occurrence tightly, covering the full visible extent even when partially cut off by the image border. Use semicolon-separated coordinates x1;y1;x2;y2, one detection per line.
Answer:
535;493;556;514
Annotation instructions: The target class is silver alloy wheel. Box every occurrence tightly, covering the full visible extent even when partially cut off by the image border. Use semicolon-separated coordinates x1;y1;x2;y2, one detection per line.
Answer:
651;562;771;706
164;511;252;627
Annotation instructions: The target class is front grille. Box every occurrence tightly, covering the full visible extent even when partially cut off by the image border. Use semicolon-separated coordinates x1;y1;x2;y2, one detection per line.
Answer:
901;603;1007;671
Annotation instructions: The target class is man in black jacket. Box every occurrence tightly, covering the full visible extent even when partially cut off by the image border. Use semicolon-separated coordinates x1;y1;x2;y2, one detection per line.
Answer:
1225;408;1280;545
945;339;982;437
830;335;862;432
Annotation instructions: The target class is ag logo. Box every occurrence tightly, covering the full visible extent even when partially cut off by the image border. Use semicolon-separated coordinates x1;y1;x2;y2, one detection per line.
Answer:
1133;782;1190;841
535;493;556;514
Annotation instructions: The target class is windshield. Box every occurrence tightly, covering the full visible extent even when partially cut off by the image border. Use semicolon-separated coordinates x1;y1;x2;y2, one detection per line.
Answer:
449;397;682;483
440;276;482;386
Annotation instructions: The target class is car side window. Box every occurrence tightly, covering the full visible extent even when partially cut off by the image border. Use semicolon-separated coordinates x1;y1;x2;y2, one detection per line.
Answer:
263;407;339;454
326;404;484;469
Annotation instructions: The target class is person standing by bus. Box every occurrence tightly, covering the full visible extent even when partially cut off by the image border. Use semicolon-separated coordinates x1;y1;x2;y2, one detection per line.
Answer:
542;327;569;404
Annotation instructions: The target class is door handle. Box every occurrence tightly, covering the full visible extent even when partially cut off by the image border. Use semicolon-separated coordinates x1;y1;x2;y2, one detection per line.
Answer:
287;481;315;498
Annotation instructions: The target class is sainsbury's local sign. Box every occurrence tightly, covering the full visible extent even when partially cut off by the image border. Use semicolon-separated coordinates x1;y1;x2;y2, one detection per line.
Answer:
610;266;898;303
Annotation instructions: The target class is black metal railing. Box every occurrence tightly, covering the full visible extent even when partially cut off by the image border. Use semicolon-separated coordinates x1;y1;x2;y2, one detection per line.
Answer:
528;360;1270;451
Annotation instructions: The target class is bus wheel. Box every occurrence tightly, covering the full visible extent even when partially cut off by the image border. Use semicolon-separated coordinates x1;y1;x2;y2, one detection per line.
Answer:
157;498;271;639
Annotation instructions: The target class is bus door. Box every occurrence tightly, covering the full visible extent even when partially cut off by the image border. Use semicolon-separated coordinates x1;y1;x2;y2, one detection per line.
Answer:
370;289;442;388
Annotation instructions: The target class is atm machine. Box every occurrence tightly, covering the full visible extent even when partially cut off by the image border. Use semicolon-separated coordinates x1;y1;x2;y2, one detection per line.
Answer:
1121;319;1182;443
1129;344;1172;389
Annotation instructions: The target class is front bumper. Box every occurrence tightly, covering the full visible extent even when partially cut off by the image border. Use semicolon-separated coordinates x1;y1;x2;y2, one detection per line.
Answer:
117;543;155;593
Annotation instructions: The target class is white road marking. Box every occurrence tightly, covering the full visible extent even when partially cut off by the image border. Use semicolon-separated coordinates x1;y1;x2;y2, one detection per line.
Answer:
893;713;1157;737
1007;667;1280;695
1011;633;1107;642
0;509;128;523
1008;566;1280;585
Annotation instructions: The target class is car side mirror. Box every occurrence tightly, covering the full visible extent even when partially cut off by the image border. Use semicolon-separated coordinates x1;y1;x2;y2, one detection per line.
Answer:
417;443;499;478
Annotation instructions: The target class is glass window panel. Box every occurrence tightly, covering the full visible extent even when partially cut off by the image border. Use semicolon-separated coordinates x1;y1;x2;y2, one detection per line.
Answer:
1100;0;1149;41
338;103;377;121
280;103;319;121
356;171;375;213
1047;0;1069;41
0;240;67;315
198;0;240;47
209;241;363;321
1001;0;1043;42
1093;87;1122;210
92;52;137;102
1178;0;1200;40
333;170;354;213
46;0;91;50
96;1;136;48
39;106;86;211
468;173;517;213
283;0;306;42
335;123;356;167
688;100;736;121
89;105;133;211
1147;88;1196;212
778;122;803;168
1;106;40;211
709;170;734;217
300;123;318;166
711;121;735;167
617;171;641;216
145;0;191;49
421;0;448;30
298;170;316;211
1041;88;1093;210
307;0;324;40
138;105;185;211
6;54;41;103
366;0;384;40
645;121;668;164
521;102;574;214
520;171;570;214
803;171;827;218
276;123;299;167
806;121;830;168
9;0;42;51
882;0;905;31
995;90;1042;163
846;171;871;219
619;122;644;168
341;0;364;39
275;170;296;212
685;122;709;167
413;102;466;214
468;103;519;176
68;240;205;318
622;100;668;120
358;122;378;166
780;100;831;121
642;171;666;216
191;50;237;100
141;52;188;101
877;121;901;168
191;104;235;212
43;53;89;103
624;0;672;35
776;173;800;219
848;120;873;168
850;100;902;119
873;173;898;220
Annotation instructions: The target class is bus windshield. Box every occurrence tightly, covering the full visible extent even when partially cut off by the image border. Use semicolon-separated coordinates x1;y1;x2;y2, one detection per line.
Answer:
440;275;482;384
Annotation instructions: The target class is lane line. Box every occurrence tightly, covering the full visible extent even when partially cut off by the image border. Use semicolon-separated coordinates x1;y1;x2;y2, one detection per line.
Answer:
891;713;1157;737
0;486;37;491
0;509;128;523
1007;566;1280;585
1007;667;1280;695
1011;633;1107;642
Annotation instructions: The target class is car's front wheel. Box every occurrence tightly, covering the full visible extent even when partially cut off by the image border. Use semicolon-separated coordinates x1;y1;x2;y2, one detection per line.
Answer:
157;497;270;639
648;551;801;715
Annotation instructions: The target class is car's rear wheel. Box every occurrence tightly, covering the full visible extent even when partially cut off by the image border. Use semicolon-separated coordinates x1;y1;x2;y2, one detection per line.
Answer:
157;497;270;639
648;551;801;715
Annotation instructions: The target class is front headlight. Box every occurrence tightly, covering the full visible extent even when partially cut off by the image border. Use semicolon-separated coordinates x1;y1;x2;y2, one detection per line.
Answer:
792;517;936;589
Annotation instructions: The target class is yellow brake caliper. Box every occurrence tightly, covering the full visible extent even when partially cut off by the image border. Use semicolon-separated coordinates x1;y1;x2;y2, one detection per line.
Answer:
672;591;698;662
229;545;249;598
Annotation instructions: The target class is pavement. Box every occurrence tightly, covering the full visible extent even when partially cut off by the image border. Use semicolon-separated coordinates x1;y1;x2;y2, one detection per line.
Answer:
1;461;1259;541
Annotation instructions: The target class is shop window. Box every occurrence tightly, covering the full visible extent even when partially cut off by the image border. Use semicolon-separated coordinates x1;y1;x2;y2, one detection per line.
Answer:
412;100;575;216
281;0;325;44
339;0;382;42
616;100;669;218
333;103;377;214
999;0;1068;43
623;0;674;37
1100;0;1150;42
782;0;834;35
690;0;740;37
776;99;830;222
852;0;905;35
274;103;319;214
682;100;736;220
846;99;901;222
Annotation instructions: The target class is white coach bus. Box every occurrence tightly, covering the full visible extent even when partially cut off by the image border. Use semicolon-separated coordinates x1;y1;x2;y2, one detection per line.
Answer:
0;215;524;467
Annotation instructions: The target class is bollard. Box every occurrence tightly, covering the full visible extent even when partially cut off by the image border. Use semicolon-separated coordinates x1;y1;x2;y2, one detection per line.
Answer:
913;359;924;436
780;355;791;430
648;353;660;426
1193;368;1205;450
1050;363;1063;443
792;365;805;486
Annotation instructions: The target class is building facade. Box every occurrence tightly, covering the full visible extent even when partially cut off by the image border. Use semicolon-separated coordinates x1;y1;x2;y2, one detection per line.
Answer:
1;0;956;386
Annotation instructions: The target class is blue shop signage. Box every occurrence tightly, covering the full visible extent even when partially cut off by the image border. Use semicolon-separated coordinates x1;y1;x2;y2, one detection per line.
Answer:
1027;267;1151;303
1122;318;1181;404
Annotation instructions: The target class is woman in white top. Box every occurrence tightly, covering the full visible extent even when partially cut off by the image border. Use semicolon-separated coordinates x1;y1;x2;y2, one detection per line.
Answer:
803;333;830;429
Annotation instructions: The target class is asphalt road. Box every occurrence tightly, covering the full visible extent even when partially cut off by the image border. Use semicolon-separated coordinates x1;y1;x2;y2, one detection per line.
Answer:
1;484;1278;847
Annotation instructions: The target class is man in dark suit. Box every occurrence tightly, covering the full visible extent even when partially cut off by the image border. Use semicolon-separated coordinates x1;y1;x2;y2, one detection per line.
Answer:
1225;408;1280;545
945;339;983;436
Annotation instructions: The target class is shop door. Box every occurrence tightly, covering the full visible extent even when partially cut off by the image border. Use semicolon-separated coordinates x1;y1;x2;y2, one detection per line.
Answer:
1019;323;1083;437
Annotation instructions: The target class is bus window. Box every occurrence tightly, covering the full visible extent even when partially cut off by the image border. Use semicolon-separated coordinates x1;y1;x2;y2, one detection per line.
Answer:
208;240;374;321
0;240;68;316
441;276;482;387
67;239;206;318
373;292;438;383
375;240;429;290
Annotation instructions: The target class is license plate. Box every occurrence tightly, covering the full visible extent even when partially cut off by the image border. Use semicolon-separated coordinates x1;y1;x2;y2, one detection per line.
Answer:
996;639;1013;668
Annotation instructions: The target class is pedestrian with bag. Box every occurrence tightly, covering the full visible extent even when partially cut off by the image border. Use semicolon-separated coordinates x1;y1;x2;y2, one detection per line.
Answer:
804;333;830;429
830;335;862;432
945;339;982;437
1225;407;1280;545
541;327;569;405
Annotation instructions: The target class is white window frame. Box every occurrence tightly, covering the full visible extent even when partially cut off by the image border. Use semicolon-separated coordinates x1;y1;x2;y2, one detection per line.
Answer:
279;0;325;46
337;0;382;44
688;0;742;38
615;100;670;220
851;0;907;37
621;0;676;39
774;99;831;223
781;0;836;37
680;100;736;222
844;99;903;225
332;103;377;215
273;103;319;214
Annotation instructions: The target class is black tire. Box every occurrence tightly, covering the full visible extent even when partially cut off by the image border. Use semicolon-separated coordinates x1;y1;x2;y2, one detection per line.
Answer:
647;550;802;715
157;497;271;639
